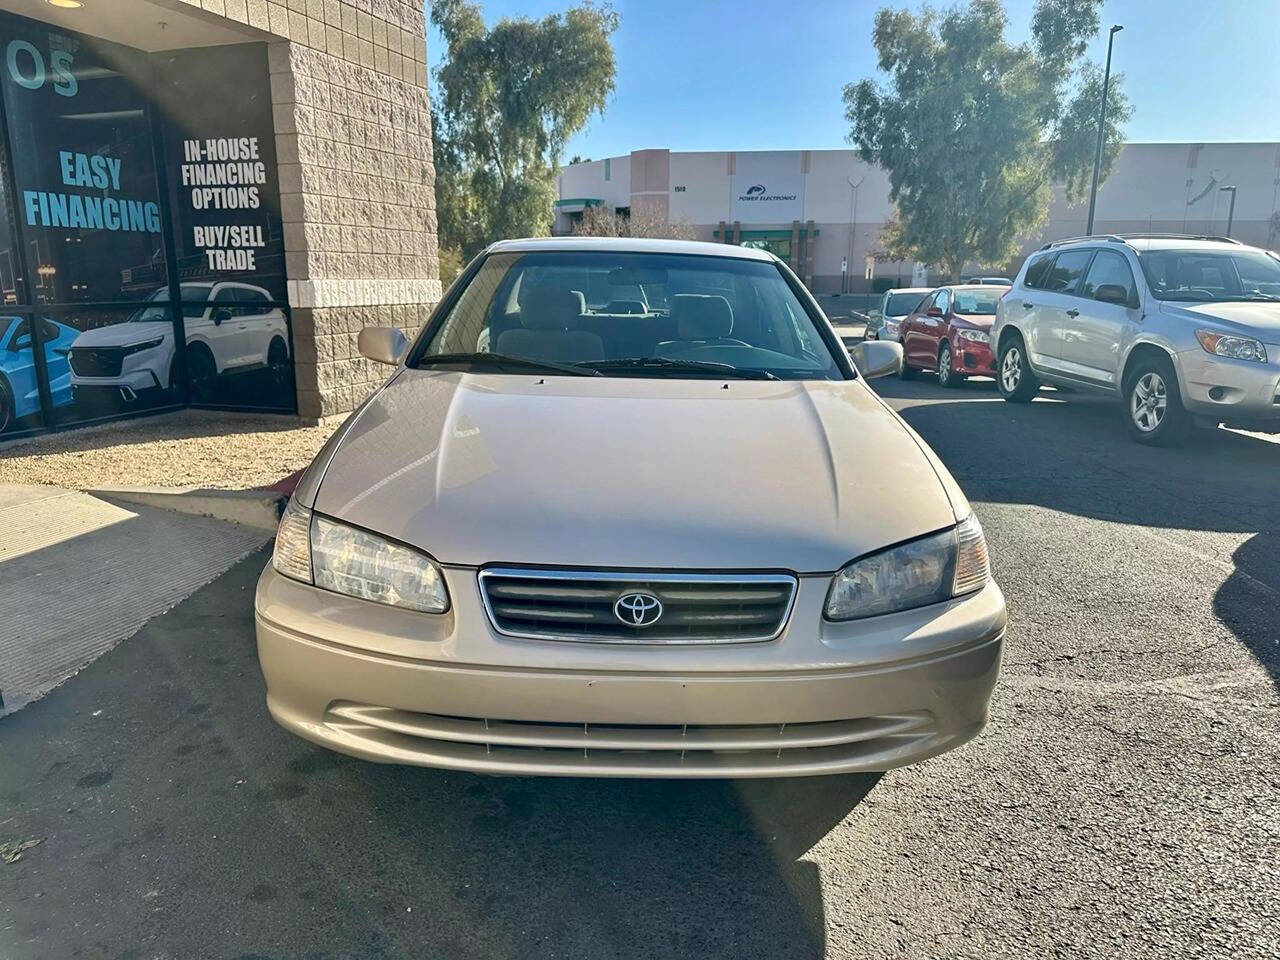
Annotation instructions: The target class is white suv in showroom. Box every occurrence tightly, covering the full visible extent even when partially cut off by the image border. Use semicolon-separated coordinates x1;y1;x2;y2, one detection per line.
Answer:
69;281;290;405
991;235;1280;444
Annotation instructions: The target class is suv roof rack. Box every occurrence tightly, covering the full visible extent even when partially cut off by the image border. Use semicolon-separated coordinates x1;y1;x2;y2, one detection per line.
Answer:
1038;234;1126;250
1114;233;1242;245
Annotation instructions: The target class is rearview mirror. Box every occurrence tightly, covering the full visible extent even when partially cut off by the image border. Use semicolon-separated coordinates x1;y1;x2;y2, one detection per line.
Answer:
1095;284;1130;306
358;326;409;365
849;339;903;379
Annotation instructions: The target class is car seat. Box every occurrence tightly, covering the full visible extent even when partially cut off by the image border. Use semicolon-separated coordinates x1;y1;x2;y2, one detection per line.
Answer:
495;285;605;364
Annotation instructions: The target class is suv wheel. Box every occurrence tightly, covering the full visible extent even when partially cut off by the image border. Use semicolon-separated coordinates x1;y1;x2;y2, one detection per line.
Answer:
1123;354;1190;445
938;342;962;388
997;335;1039;402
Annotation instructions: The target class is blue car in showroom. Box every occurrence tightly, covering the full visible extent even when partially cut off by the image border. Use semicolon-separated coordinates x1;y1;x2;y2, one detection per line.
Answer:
0;316;77;433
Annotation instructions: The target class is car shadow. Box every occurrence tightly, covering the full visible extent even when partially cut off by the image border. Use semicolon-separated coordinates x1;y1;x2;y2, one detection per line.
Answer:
327;760;879;959
873;376;1280;689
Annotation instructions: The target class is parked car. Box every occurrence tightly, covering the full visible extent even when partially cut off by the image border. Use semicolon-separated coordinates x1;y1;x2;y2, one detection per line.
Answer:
865;287;931;341
0;316;77;432
992;234;1280;444
256;237;1005;778
899;285;1004;386
830;309;872;352
68;281;290;405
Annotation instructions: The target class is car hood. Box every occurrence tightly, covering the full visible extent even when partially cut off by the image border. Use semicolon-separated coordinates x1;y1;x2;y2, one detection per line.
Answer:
309;370;960;571
953;314;995;330
1160;300;1280;339
70;321;170;348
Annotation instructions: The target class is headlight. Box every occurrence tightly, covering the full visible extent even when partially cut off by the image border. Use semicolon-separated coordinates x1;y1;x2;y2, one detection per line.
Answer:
272;499;449;613
955;328;989;344
1196;330;1267;363
120;337;165;357
824;514;990;621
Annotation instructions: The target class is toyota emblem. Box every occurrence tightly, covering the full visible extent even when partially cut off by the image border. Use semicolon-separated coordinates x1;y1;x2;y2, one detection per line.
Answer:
614;592;663;627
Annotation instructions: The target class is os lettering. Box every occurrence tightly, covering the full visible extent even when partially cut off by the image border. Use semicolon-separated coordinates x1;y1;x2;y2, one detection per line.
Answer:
6;40;77;97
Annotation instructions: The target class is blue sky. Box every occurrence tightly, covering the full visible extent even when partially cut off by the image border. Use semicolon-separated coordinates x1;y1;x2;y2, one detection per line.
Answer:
427;0;1280;159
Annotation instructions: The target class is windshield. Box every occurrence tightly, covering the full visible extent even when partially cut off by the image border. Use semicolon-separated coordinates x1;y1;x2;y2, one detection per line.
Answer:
952;290;1001;315
414;250;847;380
885;292;926;316
1136;248;1280;301
128;284;213;321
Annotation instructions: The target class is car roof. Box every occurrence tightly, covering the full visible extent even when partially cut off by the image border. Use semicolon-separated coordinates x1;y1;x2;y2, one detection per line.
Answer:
1039;234;1255;255
487;236;777;261
1121;237;1251;253
943;284;1006;293
885;287;933;294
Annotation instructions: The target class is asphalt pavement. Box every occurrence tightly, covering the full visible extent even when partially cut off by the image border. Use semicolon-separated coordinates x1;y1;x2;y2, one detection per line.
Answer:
2;374;1278;959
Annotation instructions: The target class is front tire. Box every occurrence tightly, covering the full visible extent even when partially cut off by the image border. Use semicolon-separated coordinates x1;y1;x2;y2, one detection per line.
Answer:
997;335;1039;402
187;345;218;404
1123;354;1190;445
898;341;917;380
0;376;13;433
938;342;963;388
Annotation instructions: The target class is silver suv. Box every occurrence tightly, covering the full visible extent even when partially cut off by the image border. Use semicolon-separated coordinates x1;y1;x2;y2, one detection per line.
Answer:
991;235;1280;444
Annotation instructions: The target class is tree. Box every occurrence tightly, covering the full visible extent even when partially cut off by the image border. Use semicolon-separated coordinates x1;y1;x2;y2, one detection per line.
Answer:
431;0;619;261
571;204;696;240
844;0;1131;280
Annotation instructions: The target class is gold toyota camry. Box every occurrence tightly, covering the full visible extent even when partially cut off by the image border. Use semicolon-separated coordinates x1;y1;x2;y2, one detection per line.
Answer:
255;237;1006;777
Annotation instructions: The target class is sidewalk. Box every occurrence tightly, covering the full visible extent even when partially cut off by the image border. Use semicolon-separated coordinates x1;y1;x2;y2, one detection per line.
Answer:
0;484;268;715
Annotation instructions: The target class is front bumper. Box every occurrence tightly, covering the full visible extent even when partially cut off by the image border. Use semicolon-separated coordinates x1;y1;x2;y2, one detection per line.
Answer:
255;564;1006;778
952;337;995;376
1177;346;1280;428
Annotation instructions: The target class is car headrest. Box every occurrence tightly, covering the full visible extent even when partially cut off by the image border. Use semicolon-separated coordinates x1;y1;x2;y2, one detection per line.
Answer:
672;294;734;340
520;286;582;330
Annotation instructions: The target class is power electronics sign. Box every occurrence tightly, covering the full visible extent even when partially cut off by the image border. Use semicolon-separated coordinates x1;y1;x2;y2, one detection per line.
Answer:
730;155;804;221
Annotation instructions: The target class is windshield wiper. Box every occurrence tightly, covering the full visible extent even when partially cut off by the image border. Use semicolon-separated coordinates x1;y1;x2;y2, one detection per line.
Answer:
1228;293;1280;302
415;352;601;377
577;357;780;380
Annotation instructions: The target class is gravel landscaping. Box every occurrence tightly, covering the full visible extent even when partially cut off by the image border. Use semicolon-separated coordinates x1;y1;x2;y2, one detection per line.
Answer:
0;410;337;490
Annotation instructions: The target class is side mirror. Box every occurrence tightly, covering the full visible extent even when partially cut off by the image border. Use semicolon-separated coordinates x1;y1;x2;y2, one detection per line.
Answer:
849;339;903;379
1095;284;1130;306
213;307;232;324
926;306;944;318
358;325;409;365
12;334;31;351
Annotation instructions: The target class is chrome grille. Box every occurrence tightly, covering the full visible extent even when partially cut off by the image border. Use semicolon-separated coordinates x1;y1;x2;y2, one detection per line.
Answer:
478;568;797;644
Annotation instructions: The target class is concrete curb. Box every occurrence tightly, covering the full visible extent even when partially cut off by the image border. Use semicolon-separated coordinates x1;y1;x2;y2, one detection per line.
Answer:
84;486;285;531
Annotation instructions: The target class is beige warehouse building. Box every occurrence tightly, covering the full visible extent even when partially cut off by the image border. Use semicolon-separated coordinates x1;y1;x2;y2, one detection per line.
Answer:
556;144;1280;293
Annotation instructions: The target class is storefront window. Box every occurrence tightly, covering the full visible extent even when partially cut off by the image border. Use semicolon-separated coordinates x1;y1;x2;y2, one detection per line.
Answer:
0;11;294;433
2;21;163;304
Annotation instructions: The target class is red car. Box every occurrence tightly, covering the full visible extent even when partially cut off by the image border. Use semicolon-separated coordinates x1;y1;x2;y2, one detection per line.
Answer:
898;284;1004;386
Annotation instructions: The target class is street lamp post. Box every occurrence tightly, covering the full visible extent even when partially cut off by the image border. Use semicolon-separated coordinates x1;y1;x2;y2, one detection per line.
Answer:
1085;24;1123;236
845;176;862;294
1219;185;1237;237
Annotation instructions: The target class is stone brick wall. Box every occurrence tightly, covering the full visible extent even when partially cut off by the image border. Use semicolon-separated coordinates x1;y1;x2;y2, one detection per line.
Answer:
174;0;443;421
